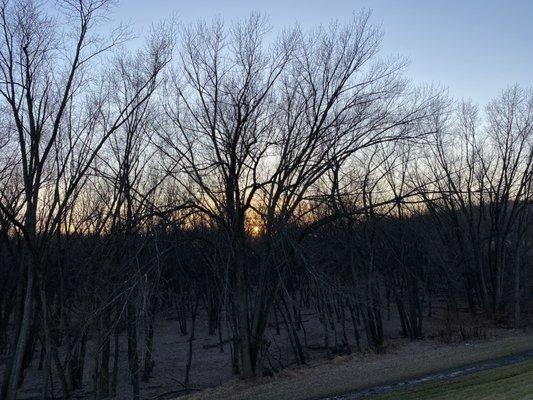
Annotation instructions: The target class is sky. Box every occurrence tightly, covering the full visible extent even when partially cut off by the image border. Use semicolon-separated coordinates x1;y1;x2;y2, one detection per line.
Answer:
109;0;532;106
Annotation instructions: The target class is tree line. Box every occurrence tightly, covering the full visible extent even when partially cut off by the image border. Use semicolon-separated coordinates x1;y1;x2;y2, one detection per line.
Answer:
0;1;532;399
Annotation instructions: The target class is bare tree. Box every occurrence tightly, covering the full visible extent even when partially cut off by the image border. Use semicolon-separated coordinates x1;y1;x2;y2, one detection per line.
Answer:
418;86;533;322
0;1;168;398
160;11;443;377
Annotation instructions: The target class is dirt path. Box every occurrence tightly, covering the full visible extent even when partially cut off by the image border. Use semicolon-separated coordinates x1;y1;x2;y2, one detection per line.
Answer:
321;349;533;399
181;332;533;400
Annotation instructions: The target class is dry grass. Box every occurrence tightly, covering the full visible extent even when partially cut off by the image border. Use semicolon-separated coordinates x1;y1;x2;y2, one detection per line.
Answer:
181;331;533;400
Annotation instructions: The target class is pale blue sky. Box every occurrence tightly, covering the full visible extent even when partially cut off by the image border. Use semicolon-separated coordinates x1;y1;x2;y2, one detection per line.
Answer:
110;0;532;105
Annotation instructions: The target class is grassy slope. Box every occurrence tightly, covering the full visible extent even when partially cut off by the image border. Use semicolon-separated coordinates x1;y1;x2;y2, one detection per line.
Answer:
373;359;533;400
182;333;533;400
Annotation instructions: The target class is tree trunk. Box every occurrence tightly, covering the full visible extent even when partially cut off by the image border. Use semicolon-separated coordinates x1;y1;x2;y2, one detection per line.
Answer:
513;251;521;328
2;259;34;400
184;296;200;385
111;328;120;397
127;298;140;400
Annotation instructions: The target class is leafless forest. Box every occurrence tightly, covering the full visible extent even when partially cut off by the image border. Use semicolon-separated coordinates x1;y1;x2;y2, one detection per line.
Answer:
0;1;532;399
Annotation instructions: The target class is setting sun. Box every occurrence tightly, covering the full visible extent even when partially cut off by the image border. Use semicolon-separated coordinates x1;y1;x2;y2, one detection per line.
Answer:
250;225;262;237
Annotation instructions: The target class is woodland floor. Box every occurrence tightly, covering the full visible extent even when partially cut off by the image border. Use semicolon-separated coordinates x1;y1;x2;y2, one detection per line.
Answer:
5;308;533;400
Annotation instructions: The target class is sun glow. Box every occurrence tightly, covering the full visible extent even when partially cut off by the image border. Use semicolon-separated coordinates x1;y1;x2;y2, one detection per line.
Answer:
250;225;262;237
